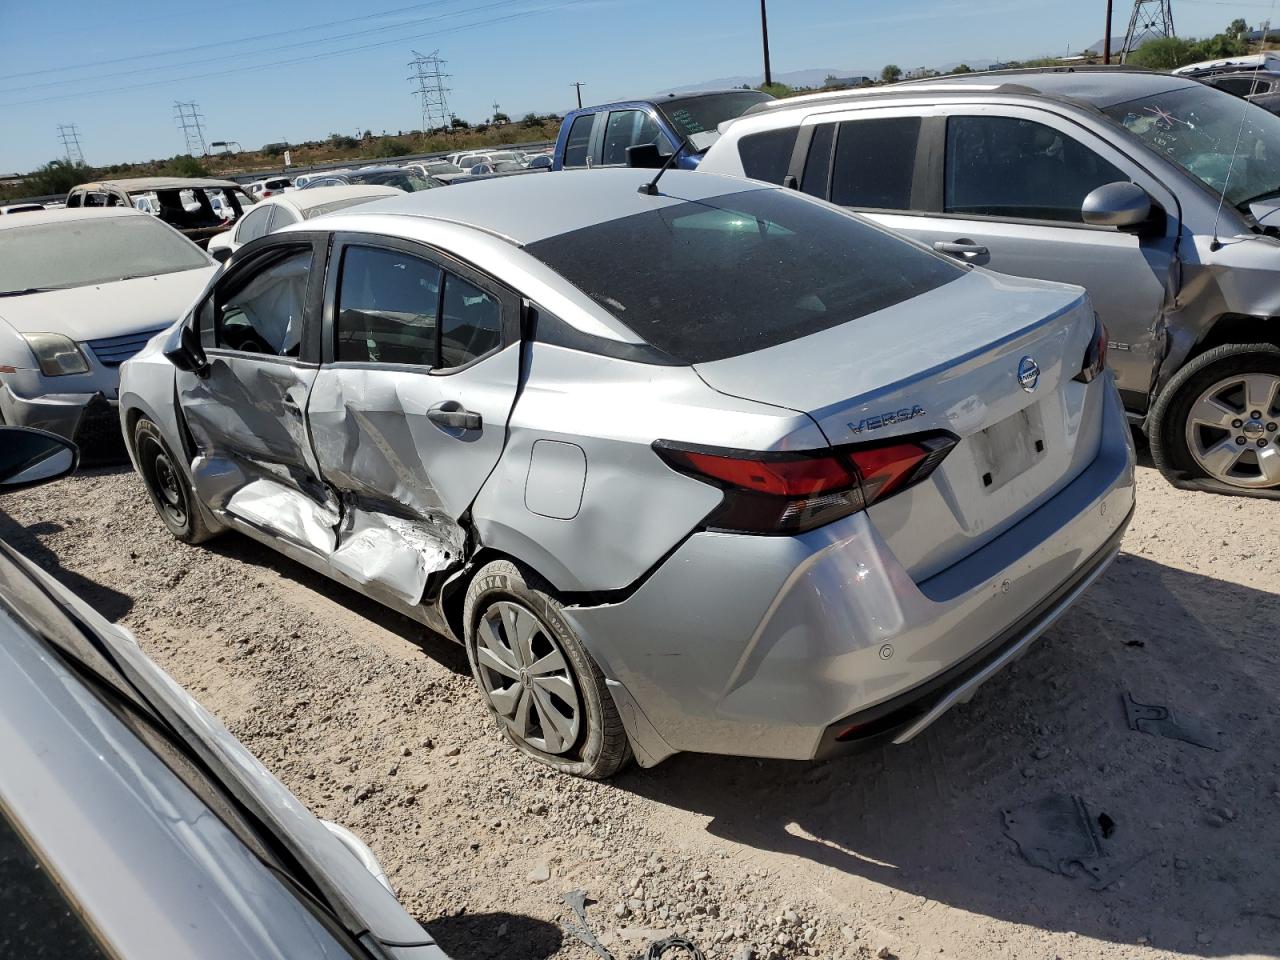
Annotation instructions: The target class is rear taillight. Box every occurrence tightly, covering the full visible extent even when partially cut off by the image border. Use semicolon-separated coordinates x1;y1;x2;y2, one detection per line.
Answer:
654;433;955;535
1073;315;1108;384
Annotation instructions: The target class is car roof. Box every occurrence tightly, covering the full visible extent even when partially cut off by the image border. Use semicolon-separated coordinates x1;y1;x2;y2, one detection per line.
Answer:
0;206;142;231
324;168;769;245
268;183;401;212
72;176;243;193
743;66;1198;115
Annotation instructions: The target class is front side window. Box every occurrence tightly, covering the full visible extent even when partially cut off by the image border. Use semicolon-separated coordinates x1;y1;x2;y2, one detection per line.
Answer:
830;117;921;209
235;205;274;243
1103;82;1280;209
0;215;210;294
602;110;668;165
440;274;502;367
945;115;1128;222
336;245;440;365
217;249;311;356
563;114;595;167
736;127;799;184
526;188;961;364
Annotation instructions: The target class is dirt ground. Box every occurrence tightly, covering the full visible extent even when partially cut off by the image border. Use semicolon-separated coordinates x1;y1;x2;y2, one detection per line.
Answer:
1;446;1277;960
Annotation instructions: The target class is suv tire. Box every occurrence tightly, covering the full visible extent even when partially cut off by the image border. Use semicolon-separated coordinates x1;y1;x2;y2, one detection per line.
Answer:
463;559;631;779
1149;343;1280;497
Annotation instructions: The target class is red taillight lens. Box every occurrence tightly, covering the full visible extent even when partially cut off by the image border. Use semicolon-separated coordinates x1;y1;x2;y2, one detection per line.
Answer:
1074;315;1108;384
654;434;955;535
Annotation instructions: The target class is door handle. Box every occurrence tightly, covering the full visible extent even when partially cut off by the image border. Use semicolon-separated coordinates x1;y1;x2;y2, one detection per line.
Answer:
428;402;482;431
933;239;989;257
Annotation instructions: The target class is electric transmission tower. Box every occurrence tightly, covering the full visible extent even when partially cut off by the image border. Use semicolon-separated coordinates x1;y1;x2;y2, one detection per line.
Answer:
407;50;451;133
173;101;208;156
1121;0;1176;62
57;124;84;165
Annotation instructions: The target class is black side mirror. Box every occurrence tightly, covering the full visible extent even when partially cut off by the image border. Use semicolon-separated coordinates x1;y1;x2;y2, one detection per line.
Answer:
210;245;232;264
1082;181;1153;230
626;143;666;169
164;319;210;377
0;427;78;490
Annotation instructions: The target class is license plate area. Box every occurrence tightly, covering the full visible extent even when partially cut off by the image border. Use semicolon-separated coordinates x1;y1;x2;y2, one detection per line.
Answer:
971;403;1046;493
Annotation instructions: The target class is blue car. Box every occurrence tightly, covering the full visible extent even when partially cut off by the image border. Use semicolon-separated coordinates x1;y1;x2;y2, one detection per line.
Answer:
551;89;772;171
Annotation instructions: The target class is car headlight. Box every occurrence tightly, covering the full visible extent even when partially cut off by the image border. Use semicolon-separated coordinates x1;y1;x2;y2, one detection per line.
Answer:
24;333;91;377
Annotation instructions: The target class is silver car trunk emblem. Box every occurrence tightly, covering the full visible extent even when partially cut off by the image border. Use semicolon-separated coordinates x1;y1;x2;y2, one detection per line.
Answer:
1018;356;1041;393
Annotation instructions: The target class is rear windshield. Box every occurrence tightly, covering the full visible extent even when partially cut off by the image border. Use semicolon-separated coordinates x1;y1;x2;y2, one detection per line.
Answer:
0;216;209;293
302;195;388;219
525;189;961;364
658;91;773;151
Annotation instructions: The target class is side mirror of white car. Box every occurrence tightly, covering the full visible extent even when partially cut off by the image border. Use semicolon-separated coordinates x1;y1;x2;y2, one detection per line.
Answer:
1082;181;1154;230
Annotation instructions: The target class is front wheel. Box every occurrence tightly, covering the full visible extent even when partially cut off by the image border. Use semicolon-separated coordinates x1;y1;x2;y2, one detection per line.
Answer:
133;417;216;543
1149;343;1280;495
463;559;631;779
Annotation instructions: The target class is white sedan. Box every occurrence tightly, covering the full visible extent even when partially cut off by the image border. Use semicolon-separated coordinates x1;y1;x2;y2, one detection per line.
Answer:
0;208;216;449
207;184;402;262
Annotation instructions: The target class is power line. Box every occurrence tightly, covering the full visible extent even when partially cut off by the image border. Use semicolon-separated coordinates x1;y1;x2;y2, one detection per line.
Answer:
0;0;471;82
57;123;84;164
174;101;208;156
570;80;586;108
0;1;594;109
0;0;527;95
408;50;452;132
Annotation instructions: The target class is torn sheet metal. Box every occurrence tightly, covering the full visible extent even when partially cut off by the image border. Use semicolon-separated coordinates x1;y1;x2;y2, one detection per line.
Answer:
329;505;463;606
223;478;339;555
1123;692;1219;751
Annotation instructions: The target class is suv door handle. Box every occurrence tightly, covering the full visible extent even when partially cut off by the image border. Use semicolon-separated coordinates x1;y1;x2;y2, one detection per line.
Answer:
428;402;482;431
933;240;989;257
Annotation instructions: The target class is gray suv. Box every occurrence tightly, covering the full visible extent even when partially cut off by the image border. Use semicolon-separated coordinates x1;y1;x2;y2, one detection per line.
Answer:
700;67;1280;496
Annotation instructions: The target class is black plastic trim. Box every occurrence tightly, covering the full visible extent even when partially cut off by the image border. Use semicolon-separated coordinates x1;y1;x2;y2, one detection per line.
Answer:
528;303;680;366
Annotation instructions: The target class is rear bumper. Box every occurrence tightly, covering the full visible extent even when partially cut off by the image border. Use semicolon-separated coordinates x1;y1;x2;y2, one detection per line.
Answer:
565;382;1136;763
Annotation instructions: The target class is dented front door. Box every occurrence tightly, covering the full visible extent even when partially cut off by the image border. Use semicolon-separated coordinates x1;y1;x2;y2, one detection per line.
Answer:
178;237;337;555
306;236;521;606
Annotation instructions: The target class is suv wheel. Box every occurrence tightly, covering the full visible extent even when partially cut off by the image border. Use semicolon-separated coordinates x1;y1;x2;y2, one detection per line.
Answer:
133;418;216;543
463;559;631;779
1150;343;1280;495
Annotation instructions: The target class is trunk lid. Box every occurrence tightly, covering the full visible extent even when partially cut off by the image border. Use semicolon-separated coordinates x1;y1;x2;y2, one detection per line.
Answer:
692;270;1103;580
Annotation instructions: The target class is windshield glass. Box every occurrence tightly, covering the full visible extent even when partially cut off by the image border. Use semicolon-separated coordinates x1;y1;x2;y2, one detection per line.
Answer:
0;216;209;292
427;162;462;174
526;189;961;364
658;91;773;151
1103;83;1280;208
352;171;435;191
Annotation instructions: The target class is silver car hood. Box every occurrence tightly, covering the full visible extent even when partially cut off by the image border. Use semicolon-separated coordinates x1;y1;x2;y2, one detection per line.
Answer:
6;545;445;958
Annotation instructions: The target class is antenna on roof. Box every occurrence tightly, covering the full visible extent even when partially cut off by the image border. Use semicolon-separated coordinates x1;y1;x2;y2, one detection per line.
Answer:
637;143;684;195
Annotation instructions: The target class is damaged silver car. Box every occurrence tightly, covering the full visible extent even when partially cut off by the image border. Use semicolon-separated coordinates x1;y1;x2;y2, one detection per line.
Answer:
120;170;1134;778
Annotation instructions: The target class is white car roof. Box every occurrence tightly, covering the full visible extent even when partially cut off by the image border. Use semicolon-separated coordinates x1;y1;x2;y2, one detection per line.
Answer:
0;206;143;232
321;168;769;245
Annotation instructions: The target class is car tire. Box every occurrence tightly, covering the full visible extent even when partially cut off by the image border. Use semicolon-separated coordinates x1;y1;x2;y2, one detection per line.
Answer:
463;559;631;779
1149;342;1280;497
133;417;216;544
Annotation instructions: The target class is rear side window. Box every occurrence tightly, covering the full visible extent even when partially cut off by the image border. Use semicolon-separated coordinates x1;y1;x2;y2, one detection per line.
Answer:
945;115;1128;222
736;127;799;184
440;274;503;366
526;189;961;364
800;123;835;197
830;117;920;209
563;114;595;167
336;246;440;364
235;205;274;243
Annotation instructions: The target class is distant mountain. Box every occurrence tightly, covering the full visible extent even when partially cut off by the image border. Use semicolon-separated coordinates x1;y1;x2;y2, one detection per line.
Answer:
655;58;998;95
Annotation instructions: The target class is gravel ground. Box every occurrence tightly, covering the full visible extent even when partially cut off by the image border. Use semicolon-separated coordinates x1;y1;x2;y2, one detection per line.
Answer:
1;448;1278;960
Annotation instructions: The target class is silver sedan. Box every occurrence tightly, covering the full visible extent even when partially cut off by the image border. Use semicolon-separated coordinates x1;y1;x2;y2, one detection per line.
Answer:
119;170;1135;778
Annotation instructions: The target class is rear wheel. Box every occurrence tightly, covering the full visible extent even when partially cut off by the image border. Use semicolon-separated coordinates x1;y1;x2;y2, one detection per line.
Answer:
463;559;631;779
133;418;216;543
1150;343;1280;495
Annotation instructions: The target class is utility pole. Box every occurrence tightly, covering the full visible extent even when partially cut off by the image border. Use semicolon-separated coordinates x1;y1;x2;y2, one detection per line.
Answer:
760;0;773;87
1120;0;1175;63
570;80;586;109
407;50;452;134
1104;0;1114;63
57;123;84;165
173;101;208;156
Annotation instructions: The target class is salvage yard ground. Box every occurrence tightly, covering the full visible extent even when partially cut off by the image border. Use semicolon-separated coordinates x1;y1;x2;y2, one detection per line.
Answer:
2;446;1277;960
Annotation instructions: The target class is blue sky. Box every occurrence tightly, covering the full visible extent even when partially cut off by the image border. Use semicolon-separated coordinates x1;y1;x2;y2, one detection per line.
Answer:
0;0;1262;172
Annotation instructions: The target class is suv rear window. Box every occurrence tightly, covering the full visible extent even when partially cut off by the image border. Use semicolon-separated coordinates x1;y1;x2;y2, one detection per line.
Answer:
525;189;961;364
